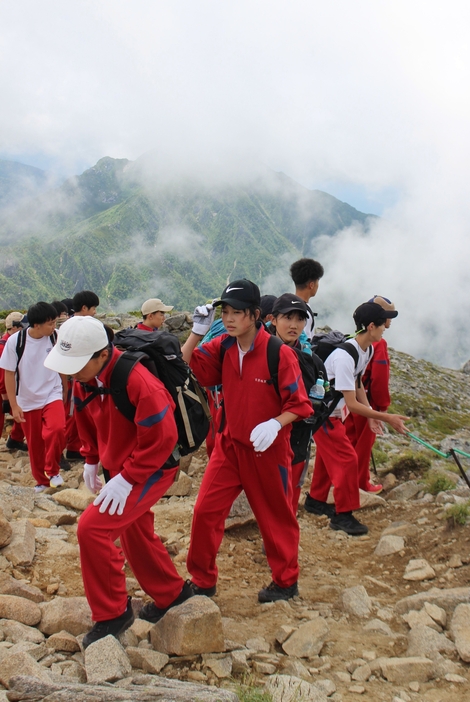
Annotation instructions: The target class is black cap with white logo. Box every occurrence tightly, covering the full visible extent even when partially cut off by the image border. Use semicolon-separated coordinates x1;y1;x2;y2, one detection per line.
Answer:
213;279;261;310
272;293;309;318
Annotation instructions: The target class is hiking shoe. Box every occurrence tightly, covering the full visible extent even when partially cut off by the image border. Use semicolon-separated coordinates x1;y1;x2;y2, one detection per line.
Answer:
189;581;217;597
59;456;72;472
258;581;299;603
65;450;83;461
48;474;64;488
329;511;368;536
6;437;28;452
365;484;383;494
82;596;134;649
140;580;194;623
34;485;48;493
304;493;335;518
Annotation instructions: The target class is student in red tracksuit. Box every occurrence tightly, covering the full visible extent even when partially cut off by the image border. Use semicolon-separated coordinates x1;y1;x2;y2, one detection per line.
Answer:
44;316;192;648
182;279;313;603
0;302;66;492
137;298;174;331
269;293;314;513
0;313;27;451
51;300;82;462
305;302;408;536
345;296;397;493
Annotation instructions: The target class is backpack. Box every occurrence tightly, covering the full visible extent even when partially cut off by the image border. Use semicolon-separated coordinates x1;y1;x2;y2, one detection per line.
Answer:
76;329;211;458
15;328;57;394
310;330;372;373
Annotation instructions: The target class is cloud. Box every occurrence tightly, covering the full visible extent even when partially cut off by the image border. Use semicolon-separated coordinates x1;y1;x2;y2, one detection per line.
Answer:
1;1;469;366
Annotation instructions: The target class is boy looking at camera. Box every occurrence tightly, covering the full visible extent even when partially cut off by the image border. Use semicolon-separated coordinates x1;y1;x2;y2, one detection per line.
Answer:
182;279;312;603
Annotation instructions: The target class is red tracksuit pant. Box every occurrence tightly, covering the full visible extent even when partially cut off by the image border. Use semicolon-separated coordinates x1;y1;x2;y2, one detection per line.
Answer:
77;465;184;622
345;413;377;491
291;460;309;514
1;412;25;442
187;431;299;589
64;384;81;453
22;400;65;486
205;391;223;458
309;418;360;513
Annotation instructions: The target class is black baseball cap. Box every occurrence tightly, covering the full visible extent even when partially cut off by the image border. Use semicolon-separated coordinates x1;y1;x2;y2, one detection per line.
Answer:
260;295;276;318
272;293;309;318
214;279;261;310
354;302;398;329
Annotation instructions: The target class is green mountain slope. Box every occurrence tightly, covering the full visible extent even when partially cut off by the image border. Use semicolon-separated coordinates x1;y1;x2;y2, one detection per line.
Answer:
0;156;376;310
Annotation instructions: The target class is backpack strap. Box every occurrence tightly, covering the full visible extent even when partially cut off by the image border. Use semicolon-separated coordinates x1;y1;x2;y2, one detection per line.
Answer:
74;351;146;420
266;335;282;397
15;329;28;395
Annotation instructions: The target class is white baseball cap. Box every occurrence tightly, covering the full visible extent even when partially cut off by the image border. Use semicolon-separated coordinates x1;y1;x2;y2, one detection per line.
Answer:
44;316;109;375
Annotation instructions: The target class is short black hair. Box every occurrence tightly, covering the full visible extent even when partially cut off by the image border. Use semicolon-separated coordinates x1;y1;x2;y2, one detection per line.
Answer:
290;258;324;288
27;302;58;327
72;290;99;311
61;298;75;315
51;300;68;316
355;317;387;333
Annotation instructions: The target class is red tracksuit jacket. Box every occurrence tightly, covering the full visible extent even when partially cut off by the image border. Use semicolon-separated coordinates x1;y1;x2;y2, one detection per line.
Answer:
190;324;313;448
362;338;390;412
73;347;177;483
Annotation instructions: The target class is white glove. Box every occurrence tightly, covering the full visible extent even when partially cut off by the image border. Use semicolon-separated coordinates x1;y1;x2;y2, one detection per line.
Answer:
83;463;102;494
250;419;282;452
93;473;133;516
192;303;216;336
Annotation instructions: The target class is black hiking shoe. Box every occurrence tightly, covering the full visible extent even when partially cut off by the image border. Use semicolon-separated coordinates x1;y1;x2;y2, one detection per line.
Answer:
59;456;72;472
329;511;368;536
82;596;134;649
189;581;217;597
140;580;194;624
6;437;28;452
65;450;83;461
258;581;299;603
304;494;335;518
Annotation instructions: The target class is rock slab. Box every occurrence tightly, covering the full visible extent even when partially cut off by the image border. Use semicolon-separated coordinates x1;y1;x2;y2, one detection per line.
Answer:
377;656;434;683
6;674;239;701
265;674;328;702
150;595;224;655
450;603;470;662
0;595;41;626
0;520;35;566
84;635;131;683
341;585;372;618
282;618;329;658
38;596;92;636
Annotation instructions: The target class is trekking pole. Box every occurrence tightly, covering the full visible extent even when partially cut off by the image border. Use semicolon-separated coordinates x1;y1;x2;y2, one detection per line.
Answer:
406;432;470;490
449;449;470;490
371;450;378;475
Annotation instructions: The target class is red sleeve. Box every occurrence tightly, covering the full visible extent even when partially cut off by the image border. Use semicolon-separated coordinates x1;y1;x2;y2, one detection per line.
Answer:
189;336;224;388
365;339;390;411
120;366;178;484
73;381;100;464
277;345;314;420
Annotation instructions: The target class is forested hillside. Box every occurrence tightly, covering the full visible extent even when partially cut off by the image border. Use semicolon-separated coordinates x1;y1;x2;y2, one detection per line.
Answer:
0;156;376;310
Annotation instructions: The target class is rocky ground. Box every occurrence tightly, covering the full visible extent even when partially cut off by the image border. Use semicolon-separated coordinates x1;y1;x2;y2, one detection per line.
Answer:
0;346;469;701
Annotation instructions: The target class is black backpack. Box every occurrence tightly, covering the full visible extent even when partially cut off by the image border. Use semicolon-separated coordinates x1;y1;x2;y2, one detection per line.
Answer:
77;329;211;458
15;328;57;393
311;330;373;373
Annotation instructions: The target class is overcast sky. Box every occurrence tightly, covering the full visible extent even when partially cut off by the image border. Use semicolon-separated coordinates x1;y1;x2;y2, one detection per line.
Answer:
1;1;469;366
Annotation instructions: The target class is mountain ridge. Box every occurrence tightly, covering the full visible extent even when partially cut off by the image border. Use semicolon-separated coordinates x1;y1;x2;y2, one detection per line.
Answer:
0;155;377;310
